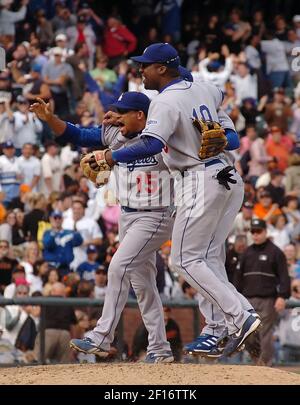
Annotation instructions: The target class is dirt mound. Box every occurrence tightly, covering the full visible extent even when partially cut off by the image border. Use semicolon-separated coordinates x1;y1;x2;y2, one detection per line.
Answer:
1;363;300;385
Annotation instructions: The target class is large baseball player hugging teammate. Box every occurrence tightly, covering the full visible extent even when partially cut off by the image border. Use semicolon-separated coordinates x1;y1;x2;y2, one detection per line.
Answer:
31;79;249;362
77;43;262;359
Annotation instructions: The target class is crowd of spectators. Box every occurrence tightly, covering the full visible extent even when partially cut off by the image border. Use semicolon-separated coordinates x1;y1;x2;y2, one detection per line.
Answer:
0;0;300;365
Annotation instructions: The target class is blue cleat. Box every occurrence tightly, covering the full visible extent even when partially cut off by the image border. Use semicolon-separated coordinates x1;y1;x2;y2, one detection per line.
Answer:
248;308;260;318
221;315;261;358
184;334;222;358
144;351;174;363
70;337;109;357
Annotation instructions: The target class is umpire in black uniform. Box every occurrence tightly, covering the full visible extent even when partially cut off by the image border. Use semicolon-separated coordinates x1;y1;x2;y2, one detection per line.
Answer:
235;218;290;366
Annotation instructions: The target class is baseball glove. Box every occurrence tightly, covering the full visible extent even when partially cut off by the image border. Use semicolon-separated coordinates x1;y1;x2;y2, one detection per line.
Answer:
80;149;111;187
192;118;228;160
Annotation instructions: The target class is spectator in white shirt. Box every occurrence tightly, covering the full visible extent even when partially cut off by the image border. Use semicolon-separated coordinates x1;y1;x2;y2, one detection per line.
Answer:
245;35;262;70
63;200;103;269
0;98;14;144
4;265;26;299
17;143;41;192
40;140;62;197
261;32;291;89
292;15;300;41
0;141;21;206
199;45;233;91
229;201;254;245
48;33;74;63
93;266;108;299
268;214;291;250
12;95;43;153
230;62;258;105
0;0;28;45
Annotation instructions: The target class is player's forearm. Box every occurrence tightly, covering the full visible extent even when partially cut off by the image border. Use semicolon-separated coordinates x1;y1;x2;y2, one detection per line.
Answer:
111;136;164;163
45;114;67;136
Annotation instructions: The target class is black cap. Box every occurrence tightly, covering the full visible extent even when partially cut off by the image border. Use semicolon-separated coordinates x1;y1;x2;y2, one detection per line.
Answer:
78;15;87;23
250;218;267;230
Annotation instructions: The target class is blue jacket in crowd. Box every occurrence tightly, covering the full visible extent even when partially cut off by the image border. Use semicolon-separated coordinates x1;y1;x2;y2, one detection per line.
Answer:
43;229;83;267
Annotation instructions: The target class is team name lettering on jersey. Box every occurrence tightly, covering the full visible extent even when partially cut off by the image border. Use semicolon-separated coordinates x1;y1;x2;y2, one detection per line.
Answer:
147;119;159;125
127;156;159;172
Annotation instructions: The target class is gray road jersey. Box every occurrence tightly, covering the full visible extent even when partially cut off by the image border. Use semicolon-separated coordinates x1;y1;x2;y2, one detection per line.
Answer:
102;125;173;208
142;80;229;173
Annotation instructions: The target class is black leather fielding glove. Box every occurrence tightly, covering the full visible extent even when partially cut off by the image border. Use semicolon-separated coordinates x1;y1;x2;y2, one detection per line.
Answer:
216;166;237;190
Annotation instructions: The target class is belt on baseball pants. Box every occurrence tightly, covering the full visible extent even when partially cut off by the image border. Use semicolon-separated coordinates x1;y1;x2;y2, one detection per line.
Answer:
121;206;152;213
179;159;227;177
204;158;223;167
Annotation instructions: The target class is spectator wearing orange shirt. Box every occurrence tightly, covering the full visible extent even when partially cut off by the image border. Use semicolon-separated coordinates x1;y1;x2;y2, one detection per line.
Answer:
265;126;293;171
254;190;282;222
0;192;6;224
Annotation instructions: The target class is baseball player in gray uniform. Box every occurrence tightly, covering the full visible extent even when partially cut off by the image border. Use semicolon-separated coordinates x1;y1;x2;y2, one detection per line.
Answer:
30;92;174;363
94;43;261;358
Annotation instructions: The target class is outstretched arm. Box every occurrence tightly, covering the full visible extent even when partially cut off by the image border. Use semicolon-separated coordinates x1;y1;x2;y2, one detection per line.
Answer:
29;97;66;135
30;98;103;147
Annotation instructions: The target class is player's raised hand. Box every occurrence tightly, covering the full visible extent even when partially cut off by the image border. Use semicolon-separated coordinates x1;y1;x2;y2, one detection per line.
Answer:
103;111;122;126
29;97;52;122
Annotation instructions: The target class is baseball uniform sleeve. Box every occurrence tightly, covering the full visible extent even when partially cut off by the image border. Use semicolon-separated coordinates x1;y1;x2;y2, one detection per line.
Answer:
101;125;127;149
59;123;102;147
141;100;180;145
217;108;235;131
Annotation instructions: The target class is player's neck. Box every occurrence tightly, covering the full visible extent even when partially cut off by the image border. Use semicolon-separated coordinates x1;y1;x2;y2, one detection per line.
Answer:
158;76;182;93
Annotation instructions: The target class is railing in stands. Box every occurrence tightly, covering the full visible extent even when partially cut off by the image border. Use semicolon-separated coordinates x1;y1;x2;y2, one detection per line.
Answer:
1;297;300;365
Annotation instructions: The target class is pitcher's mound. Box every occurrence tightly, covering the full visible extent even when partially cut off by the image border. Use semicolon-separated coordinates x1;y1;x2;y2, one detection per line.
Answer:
1;363;300;385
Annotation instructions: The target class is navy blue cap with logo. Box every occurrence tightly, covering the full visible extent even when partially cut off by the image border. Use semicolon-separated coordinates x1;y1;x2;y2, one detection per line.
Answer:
131;43;180;67
110;91;151;115
87;244;97;254
50;210;63;218
1;140;14;149
131;43;194;82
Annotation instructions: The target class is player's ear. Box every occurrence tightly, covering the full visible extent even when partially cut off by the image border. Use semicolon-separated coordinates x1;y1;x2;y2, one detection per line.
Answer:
136;110;144;120
157;65;167;75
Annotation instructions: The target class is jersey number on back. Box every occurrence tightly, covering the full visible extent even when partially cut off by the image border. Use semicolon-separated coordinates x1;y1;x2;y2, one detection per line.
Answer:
192;104;213;121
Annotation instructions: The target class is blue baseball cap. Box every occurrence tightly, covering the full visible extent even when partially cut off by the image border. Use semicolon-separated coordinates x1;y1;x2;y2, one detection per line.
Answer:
178;66;193;82
31;63;42;73
110;91;150;115
208;61;222;71
50;210;63;218
87;244;97;254
131;43;180;68
1;140;14;149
